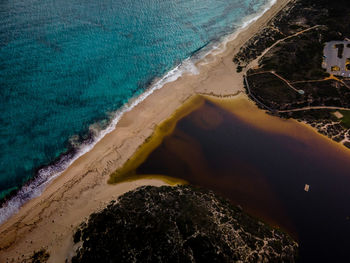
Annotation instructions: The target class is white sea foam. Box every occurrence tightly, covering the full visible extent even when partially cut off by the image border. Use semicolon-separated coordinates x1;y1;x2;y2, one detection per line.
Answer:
0;0;278;225
241;0;277;29
196;0;277;67
0;58;198;225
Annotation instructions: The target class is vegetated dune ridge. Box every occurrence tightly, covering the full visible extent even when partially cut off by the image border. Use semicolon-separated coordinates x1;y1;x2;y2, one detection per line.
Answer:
71;185;298;263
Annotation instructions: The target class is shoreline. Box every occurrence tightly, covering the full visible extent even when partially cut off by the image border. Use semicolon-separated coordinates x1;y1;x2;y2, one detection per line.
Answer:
0;0;278;225
0;0;293;261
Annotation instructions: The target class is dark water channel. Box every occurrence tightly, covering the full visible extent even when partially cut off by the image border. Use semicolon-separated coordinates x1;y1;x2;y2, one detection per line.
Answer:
136;100;350;262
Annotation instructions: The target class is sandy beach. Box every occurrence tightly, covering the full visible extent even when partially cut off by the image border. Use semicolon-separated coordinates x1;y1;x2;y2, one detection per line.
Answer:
0;0;293;261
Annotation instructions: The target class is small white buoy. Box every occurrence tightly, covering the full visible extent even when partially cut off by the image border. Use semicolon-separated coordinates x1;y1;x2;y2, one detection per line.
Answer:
304;184;310;192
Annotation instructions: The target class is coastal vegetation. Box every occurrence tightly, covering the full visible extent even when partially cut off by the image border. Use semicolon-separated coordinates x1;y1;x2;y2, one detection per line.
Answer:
234;0;350;148
23;249;50;263
71;185;298;263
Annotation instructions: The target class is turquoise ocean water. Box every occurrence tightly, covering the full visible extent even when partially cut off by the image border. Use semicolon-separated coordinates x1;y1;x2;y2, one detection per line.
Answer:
0;0;272;222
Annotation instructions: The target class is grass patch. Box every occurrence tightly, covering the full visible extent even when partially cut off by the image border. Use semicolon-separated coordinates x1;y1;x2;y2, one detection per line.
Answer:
339;110;350;128
247;72;300;109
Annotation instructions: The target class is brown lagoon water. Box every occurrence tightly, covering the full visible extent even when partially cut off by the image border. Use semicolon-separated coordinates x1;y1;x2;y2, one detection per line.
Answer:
132;96;350;262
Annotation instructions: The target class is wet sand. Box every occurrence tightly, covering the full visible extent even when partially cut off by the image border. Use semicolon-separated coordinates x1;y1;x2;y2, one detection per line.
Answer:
0;0;295;261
